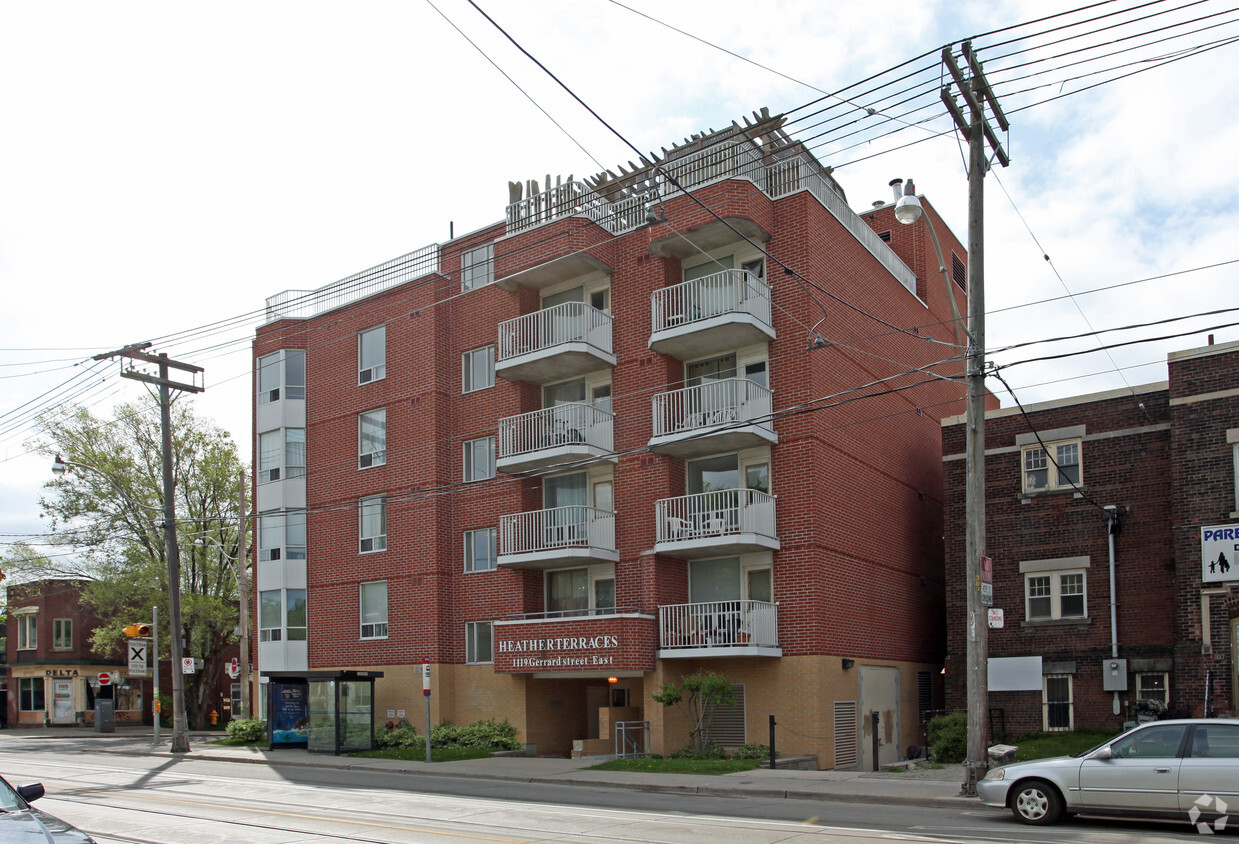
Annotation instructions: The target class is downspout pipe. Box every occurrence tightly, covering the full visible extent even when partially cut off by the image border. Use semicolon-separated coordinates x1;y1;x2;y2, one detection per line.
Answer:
1105;505;1123;715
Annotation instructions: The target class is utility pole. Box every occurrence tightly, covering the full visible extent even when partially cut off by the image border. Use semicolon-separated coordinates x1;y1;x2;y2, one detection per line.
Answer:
940;41;1008;797
238;472;251;720
95;342;203;754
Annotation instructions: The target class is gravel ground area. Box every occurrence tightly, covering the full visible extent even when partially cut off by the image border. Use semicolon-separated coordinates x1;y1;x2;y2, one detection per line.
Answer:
863;762;967;781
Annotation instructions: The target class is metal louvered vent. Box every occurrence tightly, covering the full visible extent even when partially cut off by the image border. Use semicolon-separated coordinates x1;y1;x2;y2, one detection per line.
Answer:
710;684;746;747
833;701;859;768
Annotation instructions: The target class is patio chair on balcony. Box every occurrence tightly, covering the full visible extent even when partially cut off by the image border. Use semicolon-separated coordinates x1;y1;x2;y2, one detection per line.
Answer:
702;512;728;535
666;516;694;541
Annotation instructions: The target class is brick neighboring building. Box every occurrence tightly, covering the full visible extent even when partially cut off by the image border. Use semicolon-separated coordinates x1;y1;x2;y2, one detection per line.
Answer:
252;110;971;767
4;579;140;727
942;340;1239;736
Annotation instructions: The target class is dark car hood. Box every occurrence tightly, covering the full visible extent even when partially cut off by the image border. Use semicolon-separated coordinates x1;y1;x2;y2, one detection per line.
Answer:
0;808;92;843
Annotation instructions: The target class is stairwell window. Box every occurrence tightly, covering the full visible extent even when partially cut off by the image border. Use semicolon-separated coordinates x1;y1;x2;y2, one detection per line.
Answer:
259;509;307;561
465;528;497;572
463;437;496;482
359;496;387;553
465;621;493;664
358;325;386;384
360;581;388;639
259;590;282;642
1022;440;1081;493
462;346;494;393
257;349;306;404
359;408;386;469
461;243;494;292
258;428;305;483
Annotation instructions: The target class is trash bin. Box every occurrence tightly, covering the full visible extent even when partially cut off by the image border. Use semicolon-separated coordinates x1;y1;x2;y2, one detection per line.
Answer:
95;699;115;733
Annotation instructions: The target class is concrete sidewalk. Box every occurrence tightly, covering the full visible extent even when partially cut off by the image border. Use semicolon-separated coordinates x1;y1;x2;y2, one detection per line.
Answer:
3;727;977;810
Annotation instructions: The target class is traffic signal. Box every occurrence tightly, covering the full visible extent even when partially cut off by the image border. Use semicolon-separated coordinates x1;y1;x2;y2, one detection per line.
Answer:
123;623;151;637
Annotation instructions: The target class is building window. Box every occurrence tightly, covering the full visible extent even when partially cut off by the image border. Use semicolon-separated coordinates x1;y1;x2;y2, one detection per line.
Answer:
1137;672;1169;706
16;615;37;650
18;678;44;712
461;243;494;292
360;581;388;639
359;325;386;384
463;437;496;482
1043;674;1073;731
359;408;386;469
466;621;493;664
286;589;307;641
257;349;306;404
259;590;282;642
462;346;494;393
1026;570;1086;620
1022;440;1081;493
465;528;497;572
359;496;387;553
258;509;307;561
52;618;72;650
258;428;306;483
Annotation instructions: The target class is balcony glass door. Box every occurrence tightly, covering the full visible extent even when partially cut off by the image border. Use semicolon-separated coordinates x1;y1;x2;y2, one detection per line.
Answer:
685;256;734;319
688;453;739;532
544;472;586;546
542;286;584;345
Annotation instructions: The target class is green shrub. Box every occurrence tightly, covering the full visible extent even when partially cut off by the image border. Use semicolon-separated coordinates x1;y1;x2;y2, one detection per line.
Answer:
225;718;266;743
375;718;421;750
428;719;520;750
731;743;776;760
927;711;967;763
670;742;725;759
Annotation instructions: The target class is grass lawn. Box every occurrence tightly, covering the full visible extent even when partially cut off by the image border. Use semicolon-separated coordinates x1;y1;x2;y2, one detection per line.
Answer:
351;746;495;763
1013;729;1118;761
207;737;265;747
589;758;763;775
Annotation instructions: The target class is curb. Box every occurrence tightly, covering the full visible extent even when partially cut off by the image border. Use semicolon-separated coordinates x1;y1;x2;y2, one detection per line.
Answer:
84;744;972;810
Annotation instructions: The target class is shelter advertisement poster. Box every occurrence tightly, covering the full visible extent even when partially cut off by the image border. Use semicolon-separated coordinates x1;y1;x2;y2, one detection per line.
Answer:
270;681;309;745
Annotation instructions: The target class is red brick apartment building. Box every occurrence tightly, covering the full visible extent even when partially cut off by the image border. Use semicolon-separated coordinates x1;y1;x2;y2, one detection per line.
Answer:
942;340;1239;736
4;580;142;727
252;111;970;767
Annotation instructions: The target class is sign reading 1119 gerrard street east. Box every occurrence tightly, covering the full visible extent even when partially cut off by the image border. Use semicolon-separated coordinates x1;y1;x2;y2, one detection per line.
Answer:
1201;524;1237;583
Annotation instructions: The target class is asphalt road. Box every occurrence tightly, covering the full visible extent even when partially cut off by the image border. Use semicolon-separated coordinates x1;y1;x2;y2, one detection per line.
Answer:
2;741;1219;843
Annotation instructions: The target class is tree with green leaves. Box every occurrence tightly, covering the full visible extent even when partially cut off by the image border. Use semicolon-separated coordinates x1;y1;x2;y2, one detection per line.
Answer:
13;397;247;730
652;669;734;756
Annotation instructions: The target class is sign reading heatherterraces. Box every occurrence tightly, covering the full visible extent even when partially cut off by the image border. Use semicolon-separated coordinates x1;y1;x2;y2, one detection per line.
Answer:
498;635;619;669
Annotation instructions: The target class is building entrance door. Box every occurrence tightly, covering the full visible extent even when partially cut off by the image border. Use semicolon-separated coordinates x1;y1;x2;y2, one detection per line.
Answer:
51;680;74;725
859;666;900;772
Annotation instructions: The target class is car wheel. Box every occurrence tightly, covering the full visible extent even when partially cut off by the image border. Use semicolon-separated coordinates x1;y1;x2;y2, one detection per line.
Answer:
1010;779;1063;825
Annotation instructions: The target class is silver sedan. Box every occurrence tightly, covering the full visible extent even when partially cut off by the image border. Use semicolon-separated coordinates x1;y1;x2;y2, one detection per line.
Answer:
978;718;1239;826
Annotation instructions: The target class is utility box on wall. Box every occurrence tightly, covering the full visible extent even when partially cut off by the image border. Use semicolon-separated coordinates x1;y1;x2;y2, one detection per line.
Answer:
1102;659;1128;691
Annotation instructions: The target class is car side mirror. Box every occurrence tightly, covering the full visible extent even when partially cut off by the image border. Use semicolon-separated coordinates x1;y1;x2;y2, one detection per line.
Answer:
17;782;45;803
1088;746;1113;761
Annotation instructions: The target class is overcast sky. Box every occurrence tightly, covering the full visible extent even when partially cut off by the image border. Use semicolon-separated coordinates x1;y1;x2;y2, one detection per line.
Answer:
3;0;1237;552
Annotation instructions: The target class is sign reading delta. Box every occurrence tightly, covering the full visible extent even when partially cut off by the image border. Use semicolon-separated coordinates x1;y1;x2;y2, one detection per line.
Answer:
1201;524;1238;583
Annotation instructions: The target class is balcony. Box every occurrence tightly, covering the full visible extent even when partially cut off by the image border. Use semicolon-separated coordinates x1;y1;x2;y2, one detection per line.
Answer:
497;403;616;474
649;378;776;458
654;489;779;559
498;505;619;570
659;600;780;658
497;302;615;384
649;270;775;360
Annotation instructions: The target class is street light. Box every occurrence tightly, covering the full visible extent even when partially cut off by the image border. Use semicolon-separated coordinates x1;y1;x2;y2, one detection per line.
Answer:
892;178;990;795
193;535;251;720
51;453;191;753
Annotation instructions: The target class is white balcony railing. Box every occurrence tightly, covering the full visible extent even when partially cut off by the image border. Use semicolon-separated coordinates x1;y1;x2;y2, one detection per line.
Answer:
497;302;613;363
502;139;916;295
498;403;614;460
655;488;777;544
651;378;772;439
659;600;778;649
650;269;771;335
499;505;616;557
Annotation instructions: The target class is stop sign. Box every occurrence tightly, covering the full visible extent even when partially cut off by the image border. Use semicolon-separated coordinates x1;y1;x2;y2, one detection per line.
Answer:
97;672;113;686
